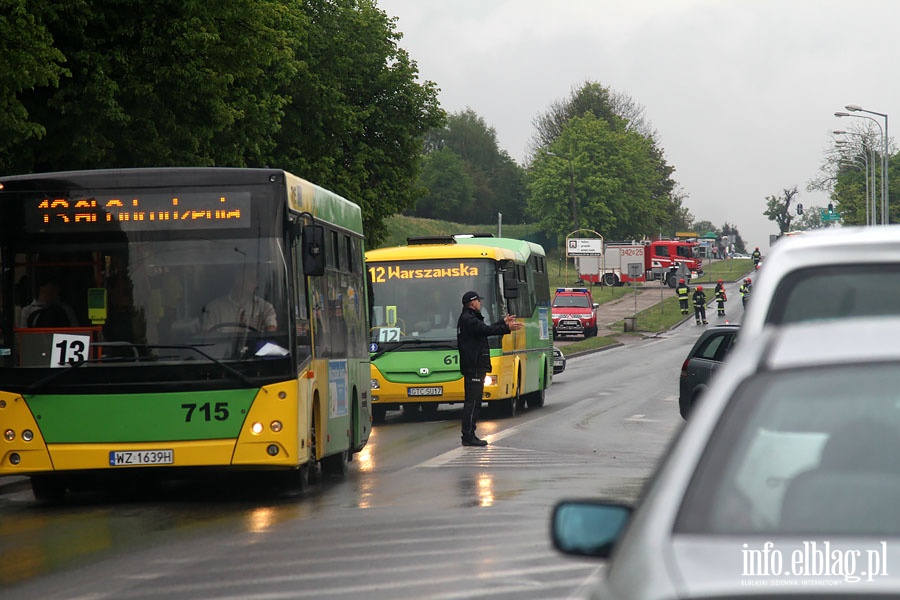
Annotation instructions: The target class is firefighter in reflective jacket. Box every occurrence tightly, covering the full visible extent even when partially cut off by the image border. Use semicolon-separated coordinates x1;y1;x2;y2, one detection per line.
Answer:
676;278;690;315
692;286;708;325
739;277;752;309
751;247;761;268
714;279;727;317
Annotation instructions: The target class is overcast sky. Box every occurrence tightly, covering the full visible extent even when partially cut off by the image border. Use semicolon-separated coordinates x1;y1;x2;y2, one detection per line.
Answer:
377;0;900;250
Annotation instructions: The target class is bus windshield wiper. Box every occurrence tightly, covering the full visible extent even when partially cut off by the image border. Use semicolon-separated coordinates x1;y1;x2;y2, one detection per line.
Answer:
24;342;257;395
142;343;258;387
370;338;455;361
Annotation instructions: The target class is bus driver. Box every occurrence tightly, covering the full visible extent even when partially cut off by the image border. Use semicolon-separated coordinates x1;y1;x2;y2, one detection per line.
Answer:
201;269;277;332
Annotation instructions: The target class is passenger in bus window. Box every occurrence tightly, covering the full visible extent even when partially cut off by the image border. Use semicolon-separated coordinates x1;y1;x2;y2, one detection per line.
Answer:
201;268;277;332
19;273;78;328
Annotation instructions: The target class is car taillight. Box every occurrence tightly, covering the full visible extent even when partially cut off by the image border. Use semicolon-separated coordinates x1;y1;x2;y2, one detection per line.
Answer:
680;358;690;378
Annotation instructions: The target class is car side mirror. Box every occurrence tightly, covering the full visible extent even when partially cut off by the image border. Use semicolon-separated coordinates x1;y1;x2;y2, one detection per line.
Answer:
550;500;632;559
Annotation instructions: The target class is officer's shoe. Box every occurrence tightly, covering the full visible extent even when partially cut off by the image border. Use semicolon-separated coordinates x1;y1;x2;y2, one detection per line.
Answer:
461;436;488;447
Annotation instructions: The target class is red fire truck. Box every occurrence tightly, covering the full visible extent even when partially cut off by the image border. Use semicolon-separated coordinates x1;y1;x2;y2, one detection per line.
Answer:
576;239;703;288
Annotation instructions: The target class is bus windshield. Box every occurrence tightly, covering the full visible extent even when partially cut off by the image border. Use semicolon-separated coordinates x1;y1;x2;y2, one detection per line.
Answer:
367;258;499;343
0;176;293;384
1;237;289;369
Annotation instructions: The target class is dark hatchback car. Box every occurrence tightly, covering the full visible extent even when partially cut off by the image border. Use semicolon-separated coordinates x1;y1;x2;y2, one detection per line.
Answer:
679;323;739;418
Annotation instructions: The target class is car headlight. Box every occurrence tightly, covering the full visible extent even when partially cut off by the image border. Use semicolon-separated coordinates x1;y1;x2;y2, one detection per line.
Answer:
371;379;380;390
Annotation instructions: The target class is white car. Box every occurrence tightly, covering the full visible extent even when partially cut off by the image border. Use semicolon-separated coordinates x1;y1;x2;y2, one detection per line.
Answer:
741;226;900;338
551;317;900;598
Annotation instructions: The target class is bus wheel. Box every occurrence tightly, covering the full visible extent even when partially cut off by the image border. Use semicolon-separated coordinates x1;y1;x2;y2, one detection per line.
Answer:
420;403;439;419
602;273;619;287
321;448;349;477
372;405;387;423
277;465;310;495
525;385;546;409
500;377;520;418
31;475;67;504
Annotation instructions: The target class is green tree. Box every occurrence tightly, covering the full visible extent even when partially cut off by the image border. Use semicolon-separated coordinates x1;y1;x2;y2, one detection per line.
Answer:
416;109;526;224
414;149;474;220
793;206;826;230
0;1;68;159
527;113;672;239
268;0;444;246
763;186;800;235
1;0;442;248
528;81;681;239
6;0;300;173
692;220;718;237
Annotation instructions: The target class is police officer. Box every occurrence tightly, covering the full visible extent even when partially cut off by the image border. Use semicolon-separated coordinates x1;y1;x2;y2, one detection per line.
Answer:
676;278;690;315
714;279;727;317
692;285;708;325
457;291;522;447
739;277;752;309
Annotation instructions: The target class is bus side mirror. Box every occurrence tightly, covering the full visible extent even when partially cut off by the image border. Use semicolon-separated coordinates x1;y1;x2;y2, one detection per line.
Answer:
502;268;519;299
302;225;325;276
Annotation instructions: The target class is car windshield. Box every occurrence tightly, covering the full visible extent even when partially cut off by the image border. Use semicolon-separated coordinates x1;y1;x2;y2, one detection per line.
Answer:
554;296;591;308
766;264;900;326
676;362;900;535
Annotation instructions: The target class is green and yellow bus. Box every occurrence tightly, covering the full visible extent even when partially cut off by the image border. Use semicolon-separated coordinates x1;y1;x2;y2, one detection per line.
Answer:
0;168;370;501
366;235;552;422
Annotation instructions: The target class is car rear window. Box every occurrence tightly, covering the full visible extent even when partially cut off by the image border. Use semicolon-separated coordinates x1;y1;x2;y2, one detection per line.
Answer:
694;332;735;361
675;362;900;536
765;264;900;325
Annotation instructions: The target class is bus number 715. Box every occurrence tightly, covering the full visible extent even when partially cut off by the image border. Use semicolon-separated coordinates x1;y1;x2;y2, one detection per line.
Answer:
182;402;230;422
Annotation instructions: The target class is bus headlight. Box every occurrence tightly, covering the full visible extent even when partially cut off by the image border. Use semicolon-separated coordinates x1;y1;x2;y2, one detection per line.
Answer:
3;429;14;442
371;379;380;390
22;430;34;442
270;421;283;433
251;422;264;435
484;374;498;387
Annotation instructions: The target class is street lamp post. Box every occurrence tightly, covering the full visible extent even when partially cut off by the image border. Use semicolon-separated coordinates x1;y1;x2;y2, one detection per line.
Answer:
837;153;869;225
845;105;889;224
835;135;873;225
835;111;886;224
547;151;578;232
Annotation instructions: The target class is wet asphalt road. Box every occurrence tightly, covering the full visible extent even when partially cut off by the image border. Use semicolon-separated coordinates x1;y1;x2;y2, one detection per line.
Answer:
0;313;738;600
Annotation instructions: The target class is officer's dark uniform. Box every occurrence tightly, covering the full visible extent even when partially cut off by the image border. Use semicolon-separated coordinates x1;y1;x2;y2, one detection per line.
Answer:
692;286;708;325
676;279;690;315
457;291;511;446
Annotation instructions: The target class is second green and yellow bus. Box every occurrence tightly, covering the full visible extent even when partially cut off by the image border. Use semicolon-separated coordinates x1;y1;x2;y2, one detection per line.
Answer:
366;235;553;422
